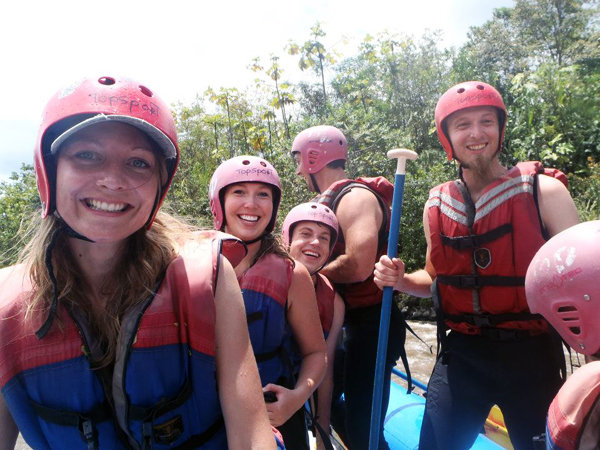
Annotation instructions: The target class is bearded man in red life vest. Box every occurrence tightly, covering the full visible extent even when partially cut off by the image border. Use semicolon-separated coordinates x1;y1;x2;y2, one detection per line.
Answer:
374;81;580;450
291;126;408;450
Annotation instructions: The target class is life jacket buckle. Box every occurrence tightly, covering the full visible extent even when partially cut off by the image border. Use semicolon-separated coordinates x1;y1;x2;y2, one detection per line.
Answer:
142;421;154;449
80;419;96;450
471;315;492;327
459;276;479;288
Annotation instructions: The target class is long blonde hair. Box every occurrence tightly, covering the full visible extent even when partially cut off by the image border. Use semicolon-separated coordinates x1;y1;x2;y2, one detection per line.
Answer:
20;211;196;368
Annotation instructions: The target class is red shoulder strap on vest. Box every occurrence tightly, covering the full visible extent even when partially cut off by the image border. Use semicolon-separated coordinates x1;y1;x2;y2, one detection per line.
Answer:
518;161;568;188
355;176;394;207
543;168;568;188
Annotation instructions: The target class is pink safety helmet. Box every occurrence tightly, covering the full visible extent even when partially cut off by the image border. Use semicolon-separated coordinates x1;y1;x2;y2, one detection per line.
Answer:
282;202;339;257
209;155;282;232
34;76;179;228
435;81;507;161
525;220;600;355
291;125;348;176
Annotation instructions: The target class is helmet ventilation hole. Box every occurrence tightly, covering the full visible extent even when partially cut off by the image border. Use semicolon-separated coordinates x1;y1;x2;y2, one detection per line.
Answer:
98;77;116;86
242;160;250;165
476;85;485;90
310;205;317;209
260;161;267;167
457;88;465;94
339;140;343;145
138;85;153;97
558;305;577;313
569;326;581;335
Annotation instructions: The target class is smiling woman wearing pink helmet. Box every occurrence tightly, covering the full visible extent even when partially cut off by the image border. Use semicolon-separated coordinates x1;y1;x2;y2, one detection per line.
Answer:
209;156;326;450
0;76;277;450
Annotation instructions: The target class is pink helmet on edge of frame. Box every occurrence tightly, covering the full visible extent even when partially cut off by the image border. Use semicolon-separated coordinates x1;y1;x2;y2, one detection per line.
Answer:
209;155;282;232
435;81;506;161
282;202;339;257
34;75;179;229
291;125;348;176
525;221;600;355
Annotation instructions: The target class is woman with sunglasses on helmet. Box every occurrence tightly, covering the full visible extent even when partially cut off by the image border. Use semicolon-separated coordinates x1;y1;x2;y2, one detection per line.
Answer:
282;203;345;449
209;157;327;449
0;77;277;450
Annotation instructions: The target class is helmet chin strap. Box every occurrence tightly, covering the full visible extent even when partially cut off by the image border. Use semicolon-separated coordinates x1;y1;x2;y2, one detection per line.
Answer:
242;232;267;245
36;217;95;340
36;215;95;339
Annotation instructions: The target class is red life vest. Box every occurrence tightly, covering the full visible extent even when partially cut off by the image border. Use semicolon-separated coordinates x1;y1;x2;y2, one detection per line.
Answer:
428;161;567;336
315;273;335;337
546;361;600;450
315;177;392;309
0;235;243;449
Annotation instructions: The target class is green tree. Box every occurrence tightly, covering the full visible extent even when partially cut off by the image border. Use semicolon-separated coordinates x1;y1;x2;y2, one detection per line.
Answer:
512;0;594;66
287;22;342;111
0;164;40;267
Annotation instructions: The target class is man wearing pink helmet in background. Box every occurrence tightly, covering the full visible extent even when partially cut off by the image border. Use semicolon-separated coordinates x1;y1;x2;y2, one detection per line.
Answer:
526;220;600;450
374;81;579;449
291;126;407;449
282;203;345;449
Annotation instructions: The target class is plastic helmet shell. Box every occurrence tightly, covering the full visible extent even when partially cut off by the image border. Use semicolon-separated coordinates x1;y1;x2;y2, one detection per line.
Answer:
291;125;348;176
34;76;179;228
209;155;282;232
435;81;507;161
282;203;339;258
525;221;600;355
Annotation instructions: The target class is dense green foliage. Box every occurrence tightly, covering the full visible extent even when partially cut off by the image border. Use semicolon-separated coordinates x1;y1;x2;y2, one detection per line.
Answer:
1;0;599;273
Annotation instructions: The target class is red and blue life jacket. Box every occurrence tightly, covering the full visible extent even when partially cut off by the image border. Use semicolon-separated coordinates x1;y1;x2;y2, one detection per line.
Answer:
239;253;294;386
0;237;242;449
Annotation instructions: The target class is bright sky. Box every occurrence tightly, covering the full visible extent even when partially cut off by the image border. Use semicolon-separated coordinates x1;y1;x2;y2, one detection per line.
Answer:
0;0;514;181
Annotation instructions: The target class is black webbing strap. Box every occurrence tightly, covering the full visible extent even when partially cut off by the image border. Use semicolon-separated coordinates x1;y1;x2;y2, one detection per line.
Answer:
437;274;525;289
443;311;544;327
171;416;225;450
431;280;450;365
30;399;111;450
440;223;512;250
129;379;193;450
246;311;263;324
478;328;535;341
304;391;335;450
254;346;281;363
129;379;193;422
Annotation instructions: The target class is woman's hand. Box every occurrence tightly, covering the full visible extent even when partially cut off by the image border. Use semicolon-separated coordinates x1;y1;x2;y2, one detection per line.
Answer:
262;383;304;427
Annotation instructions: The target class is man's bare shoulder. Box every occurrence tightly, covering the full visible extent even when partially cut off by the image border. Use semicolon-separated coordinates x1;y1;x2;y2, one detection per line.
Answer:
336;185;381;212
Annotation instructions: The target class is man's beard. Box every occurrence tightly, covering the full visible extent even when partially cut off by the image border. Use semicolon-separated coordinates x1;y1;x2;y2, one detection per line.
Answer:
460;152;496;181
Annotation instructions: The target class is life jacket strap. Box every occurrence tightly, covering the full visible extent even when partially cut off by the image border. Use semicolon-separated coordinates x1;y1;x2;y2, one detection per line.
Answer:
437;274;525;289
440;223;512;250
254;346;281;363
478;327;536;341
30;399;111;450
444;311;543;328
129;379;224;449
246;311;263;324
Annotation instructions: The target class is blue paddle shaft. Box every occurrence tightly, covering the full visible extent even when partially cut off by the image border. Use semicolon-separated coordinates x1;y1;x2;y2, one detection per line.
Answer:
369;172;406;450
